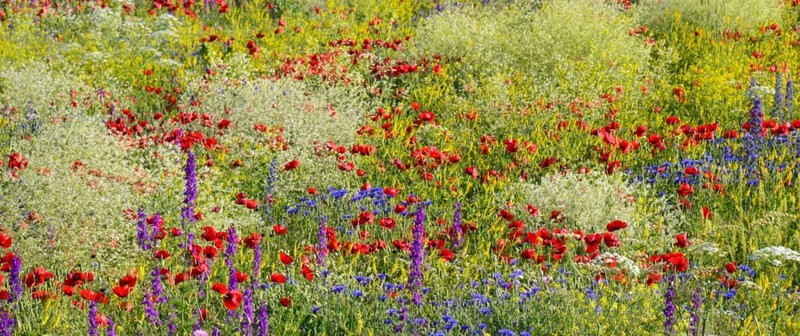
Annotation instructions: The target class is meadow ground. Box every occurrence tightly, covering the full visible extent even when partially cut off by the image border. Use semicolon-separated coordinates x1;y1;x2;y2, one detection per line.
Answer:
1;0;800;335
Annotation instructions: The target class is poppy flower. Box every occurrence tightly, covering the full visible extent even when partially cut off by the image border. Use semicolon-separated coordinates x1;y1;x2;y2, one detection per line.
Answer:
464;166;479;179
701;206;712;219
243;233;262;249
439;248;455;262
112;286;132;298
222;290;243;310
379;217;396;230
244;199;258;210
677;183;694;197
154;250;170;260
674;233;690;248
80;289;98;301
62;285;76;296
606;220;628;232
646;272;662;286
270;273;287;284
0;233;11;249
279;297;292;307
665;115;681;125
725;262;737;274
279;252;293;265
418;111;435;122
301;264;314;281
212;283;228;294
284;160;300;171
235;272;248;283
273;225;288;235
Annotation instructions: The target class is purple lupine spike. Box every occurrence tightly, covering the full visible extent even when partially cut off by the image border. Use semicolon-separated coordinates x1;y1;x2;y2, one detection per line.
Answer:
252;241;262;289
226;226;239;291
143;287;161;326
452;202;463;250
151;266;167;304
241;289;255;335
193;309;204;331
152;213;163;244
663;276;676;335
689;287;702;336
8;255;22;303
316;217;328;266
168;312;177;336
407;205;425;305
106;316;116;336
775;72;783;120
0;311;15;336
181;150;198;227
256;301;269;336
137;208;151;251
88;300;98;336
211;327;221;336
750;96;764;137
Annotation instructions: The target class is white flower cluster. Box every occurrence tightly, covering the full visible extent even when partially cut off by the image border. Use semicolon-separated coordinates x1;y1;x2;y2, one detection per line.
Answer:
591;252;641;277
411;0;659;103
749;246;800;267
514;170;638;232
184;73;380;195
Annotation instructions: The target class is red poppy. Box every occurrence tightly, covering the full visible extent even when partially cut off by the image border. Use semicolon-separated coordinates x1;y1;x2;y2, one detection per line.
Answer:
62;285;76;296
418;111;435;122
154;250;170;260
23;268;55;288
674;233;690;248
464;166;479;178
212;283;228;294
284;160;300;171
725;262;737;274
279;252;294;265
603;232;620;248
244;199;258;210
273;225;288;235
665;115;681;125
606;220;628;232
701;206;712;219
112;286;132;298
243;233;262;249
684;166;699;175
203;246;219;259
279;296;292;307
379;217;396;230
0;233;11;249
677;183;694;197
439;248;455;262
223;290;243;310
301;264;314;281
646;271;662;286
270;273;287;284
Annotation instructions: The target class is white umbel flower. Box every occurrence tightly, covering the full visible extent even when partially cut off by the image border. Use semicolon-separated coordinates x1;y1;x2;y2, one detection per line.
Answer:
749;246;800;266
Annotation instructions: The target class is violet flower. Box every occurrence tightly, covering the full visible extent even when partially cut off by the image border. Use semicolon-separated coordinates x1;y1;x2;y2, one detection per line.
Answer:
137;208;151;251
241;289;255;335
256;301;269;336
8;255;22;303
689;287;702;336
663;276;676;335
88;300;98;336
181;150;198;227
407;205;425;305
106;316;116;336
452;202;463;250
226;226;239;291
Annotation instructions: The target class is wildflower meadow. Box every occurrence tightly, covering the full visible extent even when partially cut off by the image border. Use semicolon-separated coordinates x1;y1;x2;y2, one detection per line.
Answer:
2;0;800;335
